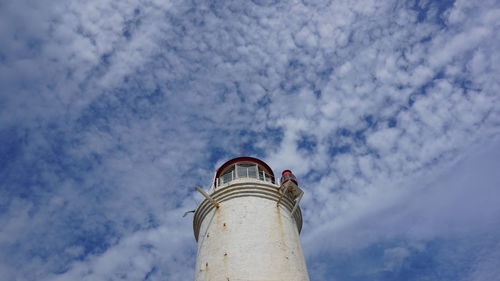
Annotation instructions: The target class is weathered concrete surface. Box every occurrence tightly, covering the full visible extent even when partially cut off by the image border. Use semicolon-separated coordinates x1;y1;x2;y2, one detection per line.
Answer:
194;180;309;281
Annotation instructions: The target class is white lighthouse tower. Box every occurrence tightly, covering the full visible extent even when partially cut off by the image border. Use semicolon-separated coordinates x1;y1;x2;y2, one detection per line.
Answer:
193;156;310;281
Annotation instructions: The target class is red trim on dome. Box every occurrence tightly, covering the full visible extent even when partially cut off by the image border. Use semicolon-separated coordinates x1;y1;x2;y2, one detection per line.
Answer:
214;156;274;183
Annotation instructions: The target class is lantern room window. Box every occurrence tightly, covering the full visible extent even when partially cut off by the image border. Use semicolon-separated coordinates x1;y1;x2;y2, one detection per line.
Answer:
220;166;235;185
216;162;275;188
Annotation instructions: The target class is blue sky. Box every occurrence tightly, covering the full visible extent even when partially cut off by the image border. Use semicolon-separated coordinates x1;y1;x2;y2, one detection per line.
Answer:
1;0;499;280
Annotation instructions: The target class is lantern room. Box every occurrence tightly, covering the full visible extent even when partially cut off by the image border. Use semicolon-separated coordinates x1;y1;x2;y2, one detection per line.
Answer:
214;156;275;188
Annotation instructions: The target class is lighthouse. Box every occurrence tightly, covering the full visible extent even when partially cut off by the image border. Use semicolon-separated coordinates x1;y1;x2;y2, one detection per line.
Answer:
193;156;310;281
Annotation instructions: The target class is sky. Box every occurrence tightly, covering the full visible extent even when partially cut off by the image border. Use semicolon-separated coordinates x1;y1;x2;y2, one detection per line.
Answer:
0;0;499;280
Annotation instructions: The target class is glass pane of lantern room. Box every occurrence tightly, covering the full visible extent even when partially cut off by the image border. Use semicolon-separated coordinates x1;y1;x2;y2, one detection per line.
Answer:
265;173;273;183
221;173;230;184
221;166;234;184
258;167;265;180
237;164;248;178
248;165;257;178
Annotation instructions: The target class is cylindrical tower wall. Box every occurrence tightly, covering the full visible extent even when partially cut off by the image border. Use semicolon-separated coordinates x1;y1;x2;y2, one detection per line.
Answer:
193;179;309;281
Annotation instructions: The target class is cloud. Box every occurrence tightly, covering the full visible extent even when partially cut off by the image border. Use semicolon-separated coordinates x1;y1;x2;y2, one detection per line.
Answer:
303;137;500;280
383;247;410;272
47;209;195;281
0;0;499;280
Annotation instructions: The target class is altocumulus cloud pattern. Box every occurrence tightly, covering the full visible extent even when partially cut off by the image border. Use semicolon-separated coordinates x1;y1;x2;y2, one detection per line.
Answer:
1;0;500;280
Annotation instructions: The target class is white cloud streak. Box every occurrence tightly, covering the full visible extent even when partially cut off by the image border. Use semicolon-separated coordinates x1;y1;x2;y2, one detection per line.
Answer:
0;0;499;280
